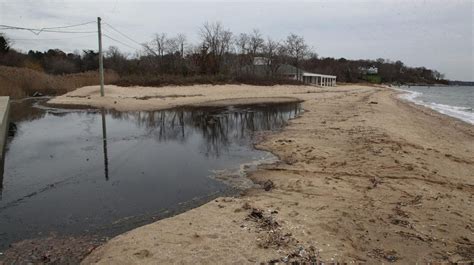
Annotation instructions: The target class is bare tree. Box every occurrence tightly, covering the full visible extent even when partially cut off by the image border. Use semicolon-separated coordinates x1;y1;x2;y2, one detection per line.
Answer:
105;46;129;74
140;33;174;72
165;37;178;55
150;33;168;58
285;33;309;79
235;33;249;55
163;34;188;74
106;46;126;59
248;29;264;56
165;34;187;56
263;37;285;77
234;33;250;72
199;22;233;74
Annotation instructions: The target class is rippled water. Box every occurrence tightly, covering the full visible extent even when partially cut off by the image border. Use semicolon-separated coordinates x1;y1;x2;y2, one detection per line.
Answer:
397;86;474;124
0;99;301;250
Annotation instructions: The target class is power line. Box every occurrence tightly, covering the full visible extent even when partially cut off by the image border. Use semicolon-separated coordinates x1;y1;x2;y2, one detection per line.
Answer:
102;28;140;49
102;33;139;50
2;20;140;50
102;22;143;46
10;34;97;41
0;21;95;31
0;21;97;35
39;21;96;30
0;26;97;35
103;21;157;55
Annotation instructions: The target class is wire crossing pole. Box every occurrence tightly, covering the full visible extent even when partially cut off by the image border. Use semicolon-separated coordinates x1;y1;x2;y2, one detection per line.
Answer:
97;17;104;97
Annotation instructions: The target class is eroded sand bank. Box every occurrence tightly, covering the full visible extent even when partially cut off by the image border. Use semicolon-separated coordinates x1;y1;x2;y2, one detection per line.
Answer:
51;84;473;264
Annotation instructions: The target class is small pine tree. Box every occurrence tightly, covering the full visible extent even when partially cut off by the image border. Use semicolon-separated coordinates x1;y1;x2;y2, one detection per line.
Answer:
0;33;10;54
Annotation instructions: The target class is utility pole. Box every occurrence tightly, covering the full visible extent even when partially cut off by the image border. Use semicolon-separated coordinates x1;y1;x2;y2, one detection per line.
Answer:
97;17;104;97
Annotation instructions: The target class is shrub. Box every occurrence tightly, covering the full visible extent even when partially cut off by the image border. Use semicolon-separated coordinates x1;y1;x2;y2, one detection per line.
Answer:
0;65;119;98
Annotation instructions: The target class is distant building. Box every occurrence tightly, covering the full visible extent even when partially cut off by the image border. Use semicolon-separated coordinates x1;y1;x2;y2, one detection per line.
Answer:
358;66;378;75
368;67;378;74
253;57;271;66
278;64;337;87
242;58;337;87
358;66;381;83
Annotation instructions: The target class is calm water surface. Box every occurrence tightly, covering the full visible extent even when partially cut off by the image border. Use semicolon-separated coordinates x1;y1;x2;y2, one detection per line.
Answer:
0;99;301;250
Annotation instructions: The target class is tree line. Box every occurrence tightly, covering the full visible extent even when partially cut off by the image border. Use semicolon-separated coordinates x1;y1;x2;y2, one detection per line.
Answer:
0;22;447;85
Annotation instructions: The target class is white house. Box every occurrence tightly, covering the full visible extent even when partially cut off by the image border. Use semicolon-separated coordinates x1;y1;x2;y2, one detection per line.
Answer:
278;64;337;87
243;58;337;87
358;66;378;75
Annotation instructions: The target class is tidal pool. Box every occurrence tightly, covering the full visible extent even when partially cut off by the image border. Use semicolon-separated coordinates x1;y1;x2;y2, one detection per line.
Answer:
0;99;301;250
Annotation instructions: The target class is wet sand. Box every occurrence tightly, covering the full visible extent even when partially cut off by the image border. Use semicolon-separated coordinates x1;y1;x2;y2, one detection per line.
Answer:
52;84;473;263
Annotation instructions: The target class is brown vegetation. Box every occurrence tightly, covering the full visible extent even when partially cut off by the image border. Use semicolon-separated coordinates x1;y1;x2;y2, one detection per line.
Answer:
0;65;119;98
114;73;303;87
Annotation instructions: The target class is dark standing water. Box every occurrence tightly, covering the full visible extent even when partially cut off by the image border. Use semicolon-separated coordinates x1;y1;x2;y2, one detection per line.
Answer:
0;99;301;250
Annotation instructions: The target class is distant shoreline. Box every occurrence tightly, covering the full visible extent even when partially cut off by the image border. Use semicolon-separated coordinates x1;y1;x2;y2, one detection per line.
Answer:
392;86;474;125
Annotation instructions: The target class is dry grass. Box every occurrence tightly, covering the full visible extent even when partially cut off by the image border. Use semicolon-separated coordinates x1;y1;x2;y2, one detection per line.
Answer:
0;65;119;98
0;66;301;99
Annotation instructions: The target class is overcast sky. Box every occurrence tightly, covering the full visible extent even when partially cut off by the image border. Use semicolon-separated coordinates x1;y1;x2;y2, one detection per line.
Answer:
1;0;472;81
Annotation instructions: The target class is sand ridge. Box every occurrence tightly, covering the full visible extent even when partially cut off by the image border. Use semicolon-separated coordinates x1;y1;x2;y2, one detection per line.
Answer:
48;84;359;111
54;84;474;264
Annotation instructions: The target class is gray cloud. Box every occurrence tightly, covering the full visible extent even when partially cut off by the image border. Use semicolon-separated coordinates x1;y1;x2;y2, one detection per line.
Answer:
1;0;472;80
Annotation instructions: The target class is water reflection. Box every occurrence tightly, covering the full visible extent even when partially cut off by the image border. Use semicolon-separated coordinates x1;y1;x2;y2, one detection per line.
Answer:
0;101;301;250
0;151;4;200
12;102;302;159
105;104;301;157
9;98;48;122
101;109;109;181
0;120;14;199
1;102;302;195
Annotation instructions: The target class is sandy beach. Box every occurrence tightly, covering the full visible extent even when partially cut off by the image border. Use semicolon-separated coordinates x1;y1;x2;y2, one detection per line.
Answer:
49;84;474;264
